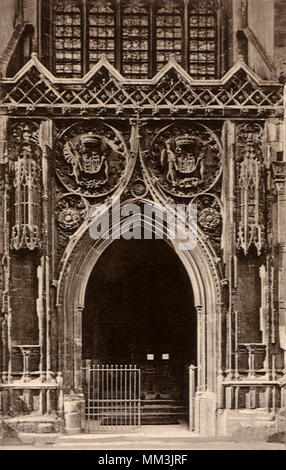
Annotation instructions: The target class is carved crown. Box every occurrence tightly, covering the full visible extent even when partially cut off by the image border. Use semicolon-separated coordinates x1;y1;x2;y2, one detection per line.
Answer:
80;133;101;146
174;135;195;147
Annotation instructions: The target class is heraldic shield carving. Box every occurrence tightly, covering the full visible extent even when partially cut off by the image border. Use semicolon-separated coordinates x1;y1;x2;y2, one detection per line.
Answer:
56;122;128;197
148;123;221;197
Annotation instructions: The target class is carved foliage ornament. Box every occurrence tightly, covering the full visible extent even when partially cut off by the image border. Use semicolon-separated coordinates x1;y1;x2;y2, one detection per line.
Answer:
147;123;221;198
236;122;265;256
9;121;42;251
199;207;221;231
195;194;222;253
56;195;88;233
56;122;128;197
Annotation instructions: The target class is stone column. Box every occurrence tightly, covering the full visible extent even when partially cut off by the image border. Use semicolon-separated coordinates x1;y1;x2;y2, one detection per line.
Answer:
272;162;286;358
195;305;204;392
222;120;236;379
269;103;286;434
0;116;11;382
74;305;84;393
39;119;54;380
0;117;8;381
64;394;86;434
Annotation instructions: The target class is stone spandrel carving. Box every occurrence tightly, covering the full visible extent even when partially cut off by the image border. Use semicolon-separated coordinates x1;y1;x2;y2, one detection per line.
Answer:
56;195;88;233
56;122;128;197
148;123;221;198
195;194;222;254
10;121;39;146
236;122;265;256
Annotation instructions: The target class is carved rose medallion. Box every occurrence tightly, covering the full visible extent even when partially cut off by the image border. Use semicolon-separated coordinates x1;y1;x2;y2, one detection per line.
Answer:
56;122;128;197
198;207;221;231
56;195;88;233
148;123;221;197
130;179;148;198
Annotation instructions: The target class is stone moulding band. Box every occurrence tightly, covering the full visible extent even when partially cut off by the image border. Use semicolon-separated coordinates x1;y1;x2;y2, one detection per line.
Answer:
0;55;283;118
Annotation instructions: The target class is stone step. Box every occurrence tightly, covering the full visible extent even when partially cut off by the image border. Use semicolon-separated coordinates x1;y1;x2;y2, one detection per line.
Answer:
18;432;60;445
142;405;186;410
54;432;233;446
141;400;188;425
142;412;187;416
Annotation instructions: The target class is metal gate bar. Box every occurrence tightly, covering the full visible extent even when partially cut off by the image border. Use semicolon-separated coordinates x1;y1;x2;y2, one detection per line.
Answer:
82;362;141;433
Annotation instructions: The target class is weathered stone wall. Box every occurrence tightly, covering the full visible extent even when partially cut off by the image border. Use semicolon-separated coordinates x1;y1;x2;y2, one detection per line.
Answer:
0;0;16;57
274;0;286;73
10;253;39;345
236;252;263;343
248;0;275;79
23;0;38;51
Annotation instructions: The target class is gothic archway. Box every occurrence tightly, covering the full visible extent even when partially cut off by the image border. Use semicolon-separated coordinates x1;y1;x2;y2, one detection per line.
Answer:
83;237;197;424
56;199;222;434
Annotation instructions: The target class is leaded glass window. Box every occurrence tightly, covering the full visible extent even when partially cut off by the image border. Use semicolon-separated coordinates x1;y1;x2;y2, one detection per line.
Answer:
49;0;221;79
53;0;82;77
156;0;183;72
189;0;217;79
121;1;150;79
88;0;115;68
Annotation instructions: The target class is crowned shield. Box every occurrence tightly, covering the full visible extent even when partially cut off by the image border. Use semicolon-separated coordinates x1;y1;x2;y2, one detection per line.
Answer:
56;123;128;197
148;124;221;198
173;136;197;174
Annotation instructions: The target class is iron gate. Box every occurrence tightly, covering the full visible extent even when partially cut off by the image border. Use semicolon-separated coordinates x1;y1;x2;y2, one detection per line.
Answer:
82;362;141;432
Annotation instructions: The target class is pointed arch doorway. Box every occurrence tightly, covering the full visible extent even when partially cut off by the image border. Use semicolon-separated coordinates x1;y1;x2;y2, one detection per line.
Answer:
58;202;221;435
83;238;197;426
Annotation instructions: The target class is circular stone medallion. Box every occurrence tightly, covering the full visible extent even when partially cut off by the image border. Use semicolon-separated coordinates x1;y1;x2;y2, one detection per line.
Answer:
56;122;128;197
148;123;221;198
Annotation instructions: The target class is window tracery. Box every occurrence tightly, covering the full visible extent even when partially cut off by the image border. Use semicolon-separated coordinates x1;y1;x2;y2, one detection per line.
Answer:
156;0;183;72
54;0;82;77
189;0;217;79
50;0;220;79
88;0;115;68
122;0;150;78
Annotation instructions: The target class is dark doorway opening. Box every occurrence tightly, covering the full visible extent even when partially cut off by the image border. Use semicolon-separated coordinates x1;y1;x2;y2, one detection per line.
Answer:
83;239;196;424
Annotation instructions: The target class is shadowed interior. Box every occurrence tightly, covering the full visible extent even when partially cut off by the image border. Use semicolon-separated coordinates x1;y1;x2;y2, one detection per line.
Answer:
83;239;196;407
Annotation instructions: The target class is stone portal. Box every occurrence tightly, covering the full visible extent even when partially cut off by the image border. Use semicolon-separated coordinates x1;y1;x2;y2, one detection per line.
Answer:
83;239;197;424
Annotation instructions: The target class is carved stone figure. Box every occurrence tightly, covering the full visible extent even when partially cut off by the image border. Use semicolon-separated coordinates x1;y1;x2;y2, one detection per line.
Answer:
63;133;109;186
161;135;204;188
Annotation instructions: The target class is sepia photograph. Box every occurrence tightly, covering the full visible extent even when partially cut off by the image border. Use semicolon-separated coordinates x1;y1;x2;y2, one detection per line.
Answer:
0;0;286;456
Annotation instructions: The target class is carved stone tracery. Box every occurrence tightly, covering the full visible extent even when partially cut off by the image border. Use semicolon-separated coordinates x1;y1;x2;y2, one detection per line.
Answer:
236;122;265;256
0;60;283;119
9;121;42;251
